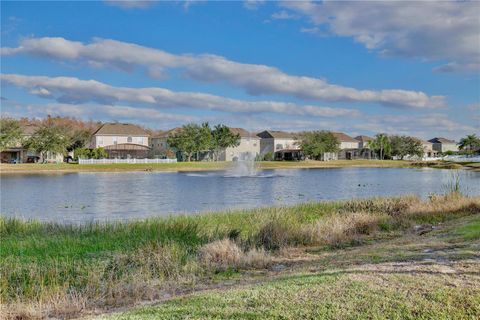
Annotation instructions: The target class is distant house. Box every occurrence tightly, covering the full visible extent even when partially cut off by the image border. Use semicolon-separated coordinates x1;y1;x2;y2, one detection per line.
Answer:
421;141;439;158
91;123;151;159
257;130;299;154
428;137;458;153
150;128;182;159
354;135;373;149
0;124;63;163
217;128;260;161
331;132;374;160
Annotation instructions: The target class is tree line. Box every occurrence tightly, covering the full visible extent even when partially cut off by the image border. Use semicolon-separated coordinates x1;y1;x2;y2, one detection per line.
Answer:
167;123;241;161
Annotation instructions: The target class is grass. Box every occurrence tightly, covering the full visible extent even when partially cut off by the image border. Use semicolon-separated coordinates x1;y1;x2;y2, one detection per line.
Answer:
104;272;480;320
0;159;414;174
1;193;479;319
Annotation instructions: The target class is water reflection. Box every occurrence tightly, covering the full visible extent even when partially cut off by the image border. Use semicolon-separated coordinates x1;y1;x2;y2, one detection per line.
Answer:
1;168;479;223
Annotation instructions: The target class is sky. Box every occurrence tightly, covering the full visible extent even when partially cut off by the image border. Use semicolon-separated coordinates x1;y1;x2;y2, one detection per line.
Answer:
1;0;479;140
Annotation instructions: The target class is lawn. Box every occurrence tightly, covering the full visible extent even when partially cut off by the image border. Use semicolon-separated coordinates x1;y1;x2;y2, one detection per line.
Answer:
1;193;479;319
0;159;413;174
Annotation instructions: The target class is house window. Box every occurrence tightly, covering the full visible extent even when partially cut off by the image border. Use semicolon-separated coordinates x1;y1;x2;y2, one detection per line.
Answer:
113;137;118;145
98;138;103;146
127;136;132;143
276;144;283;150
138;137;144;144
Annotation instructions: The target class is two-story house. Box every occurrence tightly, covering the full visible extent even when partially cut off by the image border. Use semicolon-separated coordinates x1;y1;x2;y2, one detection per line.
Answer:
218;128;260;161
428;137;458;153
91;123;151;159
256;131;299;154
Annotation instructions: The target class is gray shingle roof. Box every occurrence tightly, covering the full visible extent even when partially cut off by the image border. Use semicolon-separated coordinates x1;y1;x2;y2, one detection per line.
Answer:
93;123;149;136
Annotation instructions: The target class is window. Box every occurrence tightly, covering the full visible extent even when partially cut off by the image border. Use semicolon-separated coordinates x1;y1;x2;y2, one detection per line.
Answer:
138;137;144;144
113;137;118;145
98;138;103;146
276;144;283;150
127;136;132;143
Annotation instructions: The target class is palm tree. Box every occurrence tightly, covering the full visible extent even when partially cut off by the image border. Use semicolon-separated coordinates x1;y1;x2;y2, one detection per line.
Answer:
459;134;480;154
367;133;391;160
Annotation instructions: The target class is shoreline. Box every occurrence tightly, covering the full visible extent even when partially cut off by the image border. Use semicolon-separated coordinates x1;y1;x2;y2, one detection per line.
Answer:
1;193;479;319
2;159;477;175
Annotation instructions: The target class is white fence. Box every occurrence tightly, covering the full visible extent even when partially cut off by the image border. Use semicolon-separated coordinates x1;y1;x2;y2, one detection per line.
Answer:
79;158;177;164
400;155;480;162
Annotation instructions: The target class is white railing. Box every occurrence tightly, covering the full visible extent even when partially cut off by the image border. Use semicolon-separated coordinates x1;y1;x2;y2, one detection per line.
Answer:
79;158;177;164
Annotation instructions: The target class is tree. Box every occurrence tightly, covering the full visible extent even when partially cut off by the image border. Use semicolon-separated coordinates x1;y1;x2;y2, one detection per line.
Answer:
67;129;92;152
0;118;23;152
23;124;70;163
299;131;340;160
368;133;391;160
167;124;200;161
389;135;424;159
211;125;241;161
459;134;480;154
91;147;108;159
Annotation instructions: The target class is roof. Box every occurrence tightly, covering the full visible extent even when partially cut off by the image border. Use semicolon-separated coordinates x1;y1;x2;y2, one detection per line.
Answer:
21;124;39;135
257;130;295;139
152;127;182;138
331;132;358;143
354;135;373;143
93;123;149;136
229;127;257;138
428;137;456;144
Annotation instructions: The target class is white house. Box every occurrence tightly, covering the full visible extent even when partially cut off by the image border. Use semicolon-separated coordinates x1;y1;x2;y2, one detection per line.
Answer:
256;130;299;154
428;137;458;153
91;123;151;159
218;128;260;161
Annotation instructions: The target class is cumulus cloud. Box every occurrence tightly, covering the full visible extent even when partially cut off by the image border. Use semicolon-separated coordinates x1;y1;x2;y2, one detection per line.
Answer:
282;0;480;73
0;37;446;109
0;73;361;118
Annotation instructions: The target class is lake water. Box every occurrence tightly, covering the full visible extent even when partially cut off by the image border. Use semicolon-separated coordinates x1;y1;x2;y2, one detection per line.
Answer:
1;167;479;223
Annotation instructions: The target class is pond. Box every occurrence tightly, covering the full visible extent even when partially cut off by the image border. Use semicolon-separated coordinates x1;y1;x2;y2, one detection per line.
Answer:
1;167;479;223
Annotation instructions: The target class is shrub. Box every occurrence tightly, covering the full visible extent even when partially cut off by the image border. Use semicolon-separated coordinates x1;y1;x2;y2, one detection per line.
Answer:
255;221;291;251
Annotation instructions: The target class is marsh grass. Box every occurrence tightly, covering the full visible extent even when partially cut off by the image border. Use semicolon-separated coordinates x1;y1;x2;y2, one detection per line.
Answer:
1;193;479;319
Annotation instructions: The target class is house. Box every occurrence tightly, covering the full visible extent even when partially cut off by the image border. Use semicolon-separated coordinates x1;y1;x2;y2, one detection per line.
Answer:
91;123;151;159
256;130;299;154
421;140;439;158
150;128;181;159
218;128;260;161
0;124;63;163
428;137;458;153
332;132;374;160
354;135;373;149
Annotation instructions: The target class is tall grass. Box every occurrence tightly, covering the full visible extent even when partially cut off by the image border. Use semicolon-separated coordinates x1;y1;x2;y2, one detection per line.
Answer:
1;193;479;319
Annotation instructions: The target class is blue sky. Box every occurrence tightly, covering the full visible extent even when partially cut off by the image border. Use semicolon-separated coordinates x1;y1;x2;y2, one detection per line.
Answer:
1;0;479;140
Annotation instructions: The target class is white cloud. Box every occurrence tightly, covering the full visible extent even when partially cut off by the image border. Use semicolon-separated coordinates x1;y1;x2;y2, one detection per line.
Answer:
271;10;298;20
243;0;265;10
104;1;157;10
0;73;361;118
282;0;480;73
1;37;446;109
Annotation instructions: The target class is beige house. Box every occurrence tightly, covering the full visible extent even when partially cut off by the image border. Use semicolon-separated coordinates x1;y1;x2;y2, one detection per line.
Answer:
354;135;373;149
428;137;458;153
91;123;151;159
0;124;64;163
218;128;260;161
421;141;439;158
150;128;182;159
332;132;360;149
256;130;299;154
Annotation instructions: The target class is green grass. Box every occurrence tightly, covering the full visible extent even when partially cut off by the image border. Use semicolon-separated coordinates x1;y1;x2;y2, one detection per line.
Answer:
1;194;479;319
453;218;480;240
0;159;413;174
104;272;480;320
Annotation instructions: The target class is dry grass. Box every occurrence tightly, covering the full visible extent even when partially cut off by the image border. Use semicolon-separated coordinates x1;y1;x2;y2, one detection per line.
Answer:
303;212;390;247
2;193;479;319
198;239;272;272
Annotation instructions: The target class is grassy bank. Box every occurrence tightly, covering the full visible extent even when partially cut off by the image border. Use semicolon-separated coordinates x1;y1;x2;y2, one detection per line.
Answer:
0;160;414;174
1;159;477;175
1;193;479;319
